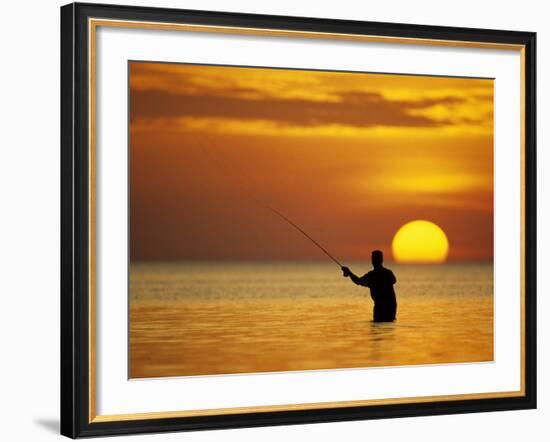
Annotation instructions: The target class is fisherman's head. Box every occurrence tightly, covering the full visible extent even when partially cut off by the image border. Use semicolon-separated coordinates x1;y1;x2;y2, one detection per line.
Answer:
371;250;383;268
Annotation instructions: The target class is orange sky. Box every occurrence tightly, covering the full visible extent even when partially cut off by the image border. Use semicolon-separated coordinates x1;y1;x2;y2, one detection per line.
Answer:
129;62;493;262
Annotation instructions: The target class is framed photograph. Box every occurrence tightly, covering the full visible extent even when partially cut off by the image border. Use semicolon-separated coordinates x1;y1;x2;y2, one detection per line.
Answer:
60;2;536;438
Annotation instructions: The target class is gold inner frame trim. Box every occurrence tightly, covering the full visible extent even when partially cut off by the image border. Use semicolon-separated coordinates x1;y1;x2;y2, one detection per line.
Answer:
88;17;527;423
91;390;524;423
90;18;525;50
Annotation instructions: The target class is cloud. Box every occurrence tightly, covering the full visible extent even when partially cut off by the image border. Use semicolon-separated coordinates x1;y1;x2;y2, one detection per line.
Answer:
130;88;469;129
129;62;494;134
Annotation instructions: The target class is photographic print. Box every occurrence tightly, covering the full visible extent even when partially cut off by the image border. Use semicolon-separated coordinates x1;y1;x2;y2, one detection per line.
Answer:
61;5;536;436
128;61;494;379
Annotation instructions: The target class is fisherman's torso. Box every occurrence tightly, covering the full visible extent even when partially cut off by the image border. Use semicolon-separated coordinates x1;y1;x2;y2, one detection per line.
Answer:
363;267;396;306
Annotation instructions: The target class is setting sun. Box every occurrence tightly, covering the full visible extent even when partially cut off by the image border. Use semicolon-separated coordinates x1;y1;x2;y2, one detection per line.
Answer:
392;220;449;263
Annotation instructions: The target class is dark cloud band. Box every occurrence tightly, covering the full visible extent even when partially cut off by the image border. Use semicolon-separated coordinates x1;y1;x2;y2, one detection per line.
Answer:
130;89;467;128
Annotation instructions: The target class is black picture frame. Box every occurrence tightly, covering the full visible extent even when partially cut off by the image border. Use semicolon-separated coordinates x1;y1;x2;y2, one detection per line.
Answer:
61;2;537;438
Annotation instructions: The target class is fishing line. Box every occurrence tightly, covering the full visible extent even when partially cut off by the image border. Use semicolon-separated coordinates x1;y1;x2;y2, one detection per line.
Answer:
196;137;343;268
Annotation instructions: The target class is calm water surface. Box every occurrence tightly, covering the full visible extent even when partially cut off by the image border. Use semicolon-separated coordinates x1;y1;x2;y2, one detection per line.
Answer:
129;262;493;378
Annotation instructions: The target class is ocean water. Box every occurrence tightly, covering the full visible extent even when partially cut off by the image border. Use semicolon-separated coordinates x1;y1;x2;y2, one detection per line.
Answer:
129;262;493;378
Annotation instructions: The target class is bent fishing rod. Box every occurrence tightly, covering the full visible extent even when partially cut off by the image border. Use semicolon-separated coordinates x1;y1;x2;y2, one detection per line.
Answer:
260;204;343;267
197;138;343;268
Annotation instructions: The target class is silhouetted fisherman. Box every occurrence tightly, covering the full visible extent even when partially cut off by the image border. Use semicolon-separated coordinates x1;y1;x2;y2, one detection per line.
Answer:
341;250;397;322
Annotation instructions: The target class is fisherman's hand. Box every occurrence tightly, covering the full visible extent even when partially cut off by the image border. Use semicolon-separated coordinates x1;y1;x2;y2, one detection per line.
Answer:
341;266;351;277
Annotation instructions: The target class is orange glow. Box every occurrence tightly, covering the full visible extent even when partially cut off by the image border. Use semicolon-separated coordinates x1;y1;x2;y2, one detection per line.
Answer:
129;62;493;262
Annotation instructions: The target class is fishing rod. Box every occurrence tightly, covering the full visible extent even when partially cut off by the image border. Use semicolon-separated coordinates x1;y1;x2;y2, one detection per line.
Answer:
260;204;343;267
196;137;343;268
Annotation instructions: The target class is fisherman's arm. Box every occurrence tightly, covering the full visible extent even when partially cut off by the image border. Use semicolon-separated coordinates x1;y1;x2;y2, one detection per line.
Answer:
341;267;368;286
